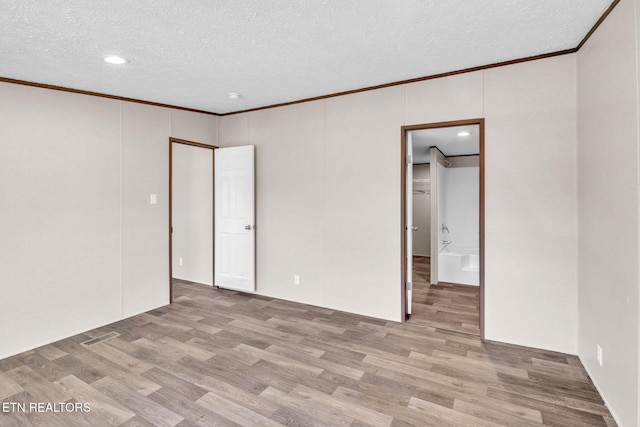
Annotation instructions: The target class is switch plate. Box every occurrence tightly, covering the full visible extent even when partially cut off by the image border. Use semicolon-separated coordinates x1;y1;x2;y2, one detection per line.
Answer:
150;194;157;205
179;257;183;266
294;275;300;285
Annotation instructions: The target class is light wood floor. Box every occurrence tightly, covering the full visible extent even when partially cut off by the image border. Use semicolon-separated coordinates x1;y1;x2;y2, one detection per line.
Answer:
409;256;481;336
0;280;615;426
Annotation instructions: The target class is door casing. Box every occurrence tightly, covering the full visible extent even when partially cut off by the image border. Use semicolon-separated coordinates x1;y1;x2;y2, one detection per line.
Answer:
400;118;485;338
169;137;218;303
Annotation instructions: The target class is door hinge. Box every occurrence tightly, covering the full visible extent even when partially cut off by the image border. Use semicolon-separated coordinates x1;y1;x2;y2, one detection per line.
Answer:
406;154;412;165
406;281;412;291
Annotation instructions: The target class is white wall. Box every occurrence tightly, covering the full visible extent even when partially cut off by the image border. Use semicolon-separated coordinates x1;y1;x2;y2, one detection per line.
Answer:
430;148;446;284
171;143;214;286
220;55;579;352
412;164;430;256
122;102;171;317
577;0;640;425
0;82;218;358
436;162;447;256
482;57;578;353
220;91;402;320
324;88;403;319
441;162;479;250
0;83;122;359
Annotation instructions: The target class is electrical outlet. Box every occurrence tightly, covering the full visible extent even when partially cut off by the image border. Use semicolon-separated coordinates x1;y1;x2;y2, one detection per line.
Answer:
597;345;603;366
179;257;183;267
294;275;300;285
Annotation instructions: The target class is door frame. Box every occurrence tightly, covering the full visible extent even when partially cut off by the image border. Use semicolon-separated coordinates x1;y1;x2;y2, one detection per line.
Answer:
168;137;218;303
400;118;485;338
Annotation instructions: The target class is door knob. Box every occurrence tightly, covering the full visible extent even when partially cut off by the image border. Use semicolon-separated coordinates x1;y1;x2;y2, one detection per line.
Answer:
245;225;252;230
411;226;418;231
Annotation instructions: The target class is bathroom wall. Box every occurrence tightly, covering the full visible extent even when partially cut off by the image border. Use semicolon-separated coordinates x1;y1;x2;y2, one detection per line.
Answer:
412;164;430;256
436;162;447;255
441;156;480;250
430;147;446;284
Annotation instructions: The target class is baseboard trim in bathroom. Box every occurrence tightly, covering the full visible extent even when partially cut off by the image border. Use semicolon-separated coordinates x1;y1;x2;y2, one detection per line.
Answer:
437;281;480;288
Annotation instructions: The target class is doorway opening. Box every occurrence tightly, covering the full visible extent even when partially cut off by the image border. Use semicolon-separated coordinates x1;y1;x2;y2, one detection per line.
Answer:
400;119;485;337
169;138;217;302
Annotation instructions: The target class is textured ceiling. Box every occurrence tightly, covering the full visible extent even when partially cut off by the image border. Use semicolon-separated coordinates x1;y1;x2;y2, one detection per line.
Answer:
1;0;614;114
411;125;480;164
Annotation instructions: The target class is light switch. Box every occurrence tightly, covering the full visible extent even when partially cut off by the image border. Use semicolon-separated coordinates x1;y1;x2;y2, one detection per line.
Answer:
150;194;157;205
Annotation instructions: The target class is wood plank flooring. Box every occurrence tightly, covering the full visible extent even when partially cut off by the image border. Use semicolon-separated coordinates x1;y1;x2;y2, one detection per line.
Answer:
410;256;481;336
0;280;616;426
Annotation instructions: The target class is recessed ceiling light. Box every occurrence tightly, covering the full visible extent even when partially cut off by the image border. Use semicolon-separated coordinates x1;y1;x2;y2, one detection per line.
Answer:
228;92;241;100
103;55;128;65
457;131;471;137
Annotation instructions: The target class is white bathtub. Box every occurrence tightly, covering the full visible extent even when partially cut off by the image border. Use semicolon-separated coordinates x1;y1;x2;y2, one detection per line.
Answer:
438;246;479;286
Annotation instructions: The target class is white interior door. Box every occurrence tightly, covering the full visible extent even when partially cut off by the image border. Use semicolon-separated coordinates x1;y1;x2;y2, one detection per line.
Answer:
406;133;413;316
214;145;255;292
